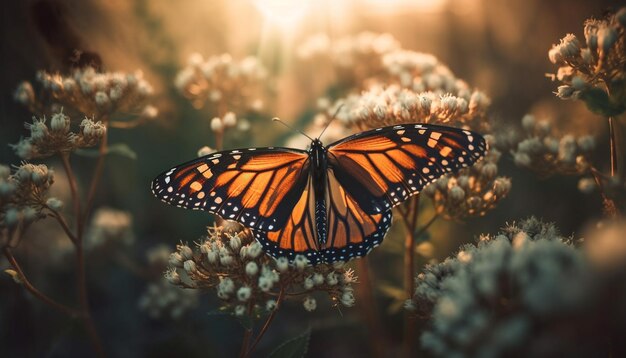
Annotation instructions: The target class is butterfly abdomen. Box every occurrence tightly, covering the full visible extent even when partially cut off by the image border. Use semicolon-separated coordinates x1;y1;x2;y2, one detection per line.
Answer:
315;199;327;245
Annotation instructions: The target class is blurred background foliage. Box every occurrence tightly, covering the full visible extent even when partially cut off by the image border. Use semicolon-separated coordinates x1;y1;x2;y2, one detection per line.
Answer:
0;0;623;356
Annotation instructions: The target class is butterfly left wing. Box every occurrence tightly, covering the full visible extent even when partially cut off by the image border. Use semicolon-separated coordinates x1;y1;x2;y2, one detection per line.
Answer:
327;123;487;214
252;175;324;264
151;148;310;231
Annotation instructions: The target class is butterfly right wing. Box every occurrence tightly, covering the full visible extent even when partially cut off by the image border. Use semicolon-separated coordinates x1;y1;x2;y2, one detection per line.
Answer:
151;147;310;231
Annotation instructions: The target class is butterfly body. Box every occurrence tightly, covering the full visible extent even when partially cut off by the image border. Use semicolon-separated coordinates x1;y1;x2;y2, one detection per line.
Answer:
310;139;329;245
152;123;487;265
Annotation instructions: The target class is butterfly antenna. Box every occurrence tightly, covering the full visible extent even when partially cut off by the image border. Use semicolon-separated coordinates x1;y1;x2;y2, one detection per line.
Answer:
272;117;314;141
317;103;344;140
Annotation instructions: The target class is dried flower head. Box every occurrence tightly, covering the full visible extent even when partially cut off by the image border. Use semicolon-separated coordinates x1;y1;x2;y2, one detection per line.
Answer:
138;278;199;320
548;8;626;116
165;224;357;318
512;114;595;177
24;67;156;121
0;163;54;239
11;109;107;160
175;53;268;112
413;218;603;357
85;207;134;249
297;32;401;87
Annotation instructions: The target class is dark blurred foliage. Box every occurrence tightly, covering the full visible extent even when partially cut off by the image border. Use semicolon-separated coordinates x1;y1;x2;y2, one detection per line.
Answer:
0;0;623;357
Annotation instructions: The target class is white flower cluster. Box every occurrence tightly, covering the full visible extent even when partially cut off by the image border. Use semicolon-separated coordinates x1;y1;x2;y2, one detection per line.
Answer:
165;225;357;316
175;53;267;112
334;84;489;131
422;136;511;219
413;218;607;357
85;207;134;249
0;163;57;232
16;67;156;120
297;32;401;86
548;7;626;116
138;278;199;320
512;114;595;177
12;110;106;160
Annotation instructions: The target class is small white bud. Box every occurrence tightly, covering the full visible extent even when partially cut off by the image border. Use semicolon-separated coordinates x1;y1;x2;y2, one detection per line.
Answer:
275;257;289;272
340;291;355;307
179;245;193;260
326;272;338;285
46;198;63;211
521;114;535;131
141;105;158;120
303;296;317;312
448;186;465;203
247;242;263;259
50;112;70;134
197;146;215;157
14;82;35;106
234;305;246;316
237;286;252;301
95;91;111;108
169;252;184;267
294;255;309;270
4;208;21;228
165;269;181;285
304;277;315;290
312;273;324;285
222;112;237;128
578;177;596;194
210;117;223;133
229;234;241;251
245;261;259;277
265;299;277;311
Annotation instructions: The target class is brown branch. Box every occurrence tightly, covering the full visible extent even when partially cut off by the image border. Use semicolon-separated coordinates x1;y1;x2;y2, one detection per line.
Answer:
239;303;254;358
590;166;620;218
75;241;106;358
46;209;78;245
244;286;285;357
82;125;109;234
356;258;387;358
2;247;79;317
608;116;618;177
60;153;81;236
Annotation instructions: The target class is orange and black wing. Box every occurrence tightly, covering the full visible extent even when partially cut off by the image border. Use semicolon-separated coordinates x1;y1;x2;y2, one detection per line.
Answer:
252;175;323;264
327;123;487;214
322;169;392;263
151;147;310;231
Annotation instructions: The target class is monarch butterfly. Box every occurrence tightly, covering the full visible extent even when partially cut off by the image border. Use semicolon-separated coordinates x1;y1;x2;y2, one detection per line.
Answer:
151;123;487;264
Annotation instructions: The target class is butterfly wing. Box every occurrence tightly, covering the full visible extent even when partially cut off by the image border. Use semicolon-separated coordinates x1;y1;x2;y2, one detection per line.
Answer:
322;169;393;263
252;175;323;264
151;147;310;231
253;170;393;265
327;123;487;214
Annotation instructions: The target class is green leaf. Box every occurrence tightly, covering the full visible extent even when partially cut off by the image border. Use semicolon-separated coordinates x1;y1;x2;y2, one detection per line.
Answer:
268;327;311;358
75;143;137;160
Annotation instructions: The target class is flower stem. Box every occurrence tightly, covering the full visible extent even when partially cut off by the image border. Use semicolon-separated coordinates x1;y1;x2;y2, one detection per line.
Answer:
75;240;106;358
608;116;618;177
83;129;109;234
244;287;285;357
356;258;387;358
59;145;107;357
2;247;79;317
400;196;419;358
60;153;81;238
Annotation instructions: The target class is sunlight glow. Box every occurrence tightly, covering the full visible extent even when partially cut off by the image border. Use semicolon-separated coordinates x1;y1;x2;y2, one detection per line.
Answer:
252;0;314;28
